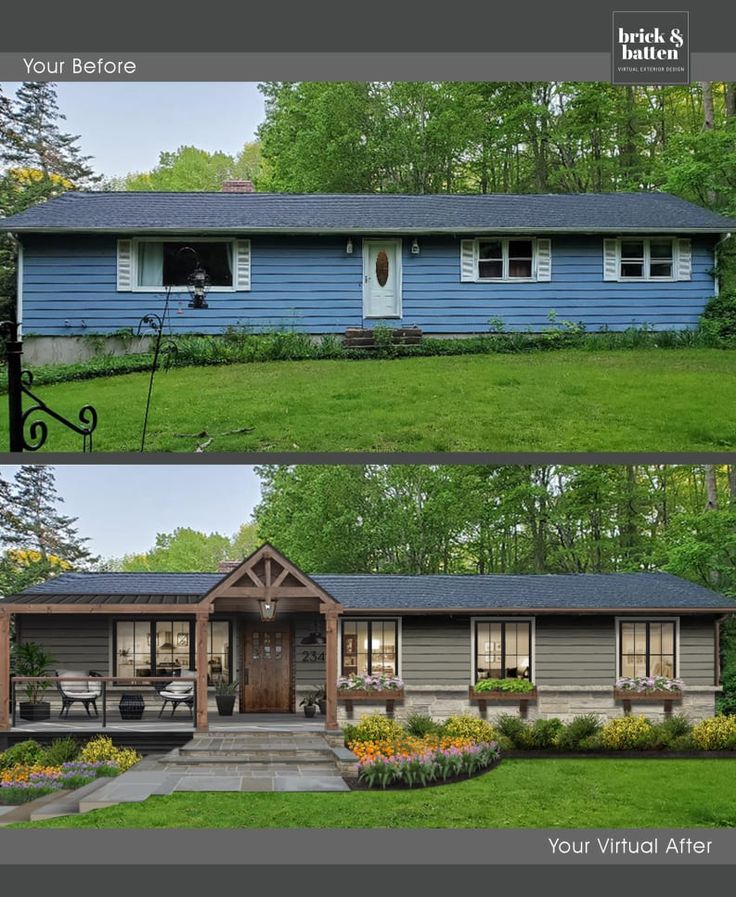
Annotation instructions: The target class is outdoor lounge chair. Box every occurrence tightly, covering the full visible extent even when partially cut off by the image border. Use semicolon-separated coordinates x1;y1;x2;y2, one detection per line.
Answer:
55;669;103;718
154;669;195;718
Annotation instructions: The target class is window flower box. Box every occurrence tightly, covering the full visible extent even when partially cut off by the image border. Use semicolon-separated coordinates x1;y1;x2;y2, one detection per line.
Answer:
614;677;684;715
337;675;405;714
469;685;537;719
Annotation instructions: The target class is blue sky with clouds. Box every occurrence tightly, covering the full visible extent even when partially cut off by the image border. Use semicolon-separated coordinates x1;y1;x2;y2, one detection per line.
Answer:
0;82;266;178
0;465;262;560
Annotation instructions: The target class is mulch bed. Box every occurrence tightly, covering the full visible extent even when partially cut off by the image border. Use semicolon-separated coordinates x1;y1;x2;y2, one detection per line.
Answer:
344;759;501;791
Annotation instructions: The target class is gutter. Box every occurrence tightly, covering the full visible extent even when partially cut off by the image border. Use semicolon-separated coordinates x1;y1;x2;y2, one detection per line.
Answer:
0;226;733;236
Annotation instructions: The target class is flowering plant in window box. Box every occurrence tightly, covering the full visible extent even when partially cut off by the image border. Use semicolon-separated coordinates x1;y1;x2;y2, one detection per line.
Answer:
614;676;684;701
337;674;404;700
469;678;537;707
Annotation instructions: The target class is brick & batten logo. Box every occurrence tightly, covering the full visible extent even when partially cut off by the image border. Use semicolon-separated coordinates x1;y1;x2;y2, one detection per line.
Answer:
612;11;690;85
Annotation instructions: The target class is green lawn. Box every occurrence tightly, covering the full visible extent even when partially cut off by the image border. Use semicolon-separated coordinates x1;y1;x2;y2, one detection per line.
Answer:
13;759;736;828
4;349;735;452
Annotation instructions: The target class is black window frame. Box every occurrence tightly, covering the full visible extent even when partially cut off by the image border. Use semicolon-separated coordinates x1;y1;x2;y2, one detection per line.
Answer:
474;619;532;683
618;619;677;679
340;618;399;677
112;619;234;683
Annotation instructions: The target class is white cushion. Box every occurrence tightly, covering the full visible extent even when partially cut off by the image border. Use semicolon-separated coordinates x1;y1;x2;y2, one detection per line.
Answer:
166;681;194;694
161;689;192;700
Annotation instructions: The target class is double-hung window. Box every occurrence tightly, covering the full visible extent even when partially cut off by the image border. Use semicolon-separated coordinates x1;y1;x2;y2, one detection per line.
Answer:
618;619;677;679
477;238;535;281
619;238;675;280
117;237;251;292
341;619;398;677
475;620;532;682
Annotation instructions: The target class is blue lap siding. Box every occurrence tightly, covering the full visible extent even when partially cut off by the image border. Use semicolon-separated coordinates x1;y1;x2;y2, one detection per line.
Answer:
20;233;717;336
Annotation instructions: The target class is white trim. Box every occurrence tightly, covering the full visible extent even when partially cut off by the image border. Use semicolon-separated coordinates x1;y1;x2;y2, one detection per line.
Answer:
338;616;402;678
362;238;403;319
472;236;541;283
612;236;678;283
15;239;23;338
470;615;536;685
614;616;681;679
128;236;238;293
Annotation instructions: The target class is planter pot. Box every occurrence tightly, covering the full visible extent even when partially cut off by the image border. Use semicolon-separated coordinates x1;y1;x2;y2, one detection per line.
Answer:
317;699;327;715
468;687;537;718
337;689;405;701
216;694;237;716
303;704;317;718
119;692;145;721
613;689;683;702
19;701;51;721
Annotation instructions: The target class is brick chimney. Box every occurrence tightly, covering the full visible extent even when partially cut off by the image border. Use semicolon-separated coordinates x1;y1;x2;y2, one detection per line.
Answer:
217;560;240;574
221;179;254;193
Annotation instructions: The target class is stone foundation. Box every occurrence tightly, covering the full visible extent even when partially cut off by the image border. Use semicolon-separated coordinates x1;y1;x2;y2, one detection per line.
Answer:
336;684;721;725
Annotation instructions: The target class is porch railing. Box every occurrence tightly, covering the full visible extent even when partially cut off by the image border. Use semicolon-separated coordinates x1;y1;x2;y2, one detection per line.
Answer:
11;676;198;729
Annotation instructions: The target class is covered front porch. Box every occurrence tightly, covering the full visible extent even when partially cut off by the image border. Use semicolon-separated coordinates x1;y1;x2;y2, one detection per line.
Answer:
0;545;344;736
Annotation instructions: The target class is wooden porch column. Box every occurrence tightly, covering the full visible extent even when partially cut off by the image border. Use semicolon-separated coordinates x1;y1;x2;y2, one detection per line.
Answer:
194;614;209;732
324;609;340;731
0;614;10;731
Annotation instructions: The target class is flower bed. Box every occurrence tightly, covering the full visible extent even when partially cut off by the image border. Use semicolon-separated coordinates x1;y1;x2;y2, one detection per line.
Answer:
349;735;500;789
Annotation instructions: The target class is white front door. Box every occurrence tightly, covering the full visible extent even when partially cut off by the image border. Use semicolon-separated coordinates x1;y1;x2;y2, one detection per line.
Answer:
363;239;402;318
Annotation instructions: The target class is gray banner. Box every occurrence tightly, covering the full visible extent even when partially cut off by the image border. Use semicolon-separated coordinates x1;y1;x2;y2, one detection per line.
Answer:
0;51;734;81
0;829;734;864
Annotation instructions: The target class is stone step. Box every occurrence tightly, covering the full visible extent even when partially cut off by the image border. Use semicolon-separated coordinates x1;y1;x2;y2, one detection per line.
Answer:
167;750;337;765
30;778;110;821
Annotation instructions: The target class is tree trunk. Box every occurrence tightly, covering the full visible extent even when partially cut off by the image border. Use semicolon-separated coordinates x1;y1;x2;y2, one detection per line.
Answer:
705;464;718;511
728;465;736;501
726;84;736;119
701;82;715;130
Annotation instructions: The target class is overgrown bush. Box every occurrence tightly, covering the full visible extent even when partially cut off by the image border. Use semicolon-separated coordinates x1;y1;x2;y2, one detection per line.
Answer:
700;290;736;339
690;716;736;751
341;713;405;745
555;715;603;751
439;715;496;743
404;713;439;737
600;716;656;750
0;740;46;770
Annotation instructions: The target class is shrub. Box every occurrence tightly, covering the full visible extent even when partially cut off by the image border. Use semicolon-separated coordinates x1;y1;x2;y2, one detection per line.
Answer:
439;715;497;743
600;716;656;750
404;713;439;738
651;714;692;749
555;715;603;751
518;718;564;750
494;734;515;752
492;713;528;747
0;739;46;770
669;733;695;752
43;737;80;766
341;713;405;745
690;716;736;751
578;733;604;752
701;290;736;339
78;736;141;771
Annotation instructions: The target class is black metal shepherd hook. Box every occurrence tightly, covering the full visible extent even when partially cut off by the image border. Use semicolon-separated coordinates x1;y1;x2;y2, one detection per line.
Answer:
1;320;98;452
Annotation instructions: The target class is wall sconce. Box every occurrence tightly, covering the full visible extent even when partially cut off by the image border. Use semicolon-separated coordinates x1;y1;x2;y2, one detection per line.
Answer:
411;238;420;255
346;238;354;255
259;598;278;621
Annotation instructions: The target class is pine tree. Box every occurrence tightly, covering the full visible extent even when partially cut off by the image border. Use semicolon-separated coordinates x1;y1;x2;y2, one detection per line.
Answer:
0;466;97;597
1;82;97;184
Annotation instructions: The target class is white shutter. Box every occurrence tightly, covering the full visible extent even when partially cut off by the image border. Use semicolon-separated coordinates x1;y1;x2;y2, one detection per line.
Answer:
535;238;552;281
603;239;619;281
117;239;133;291
234;239;251;290
460;239;476;282
676;238;692;281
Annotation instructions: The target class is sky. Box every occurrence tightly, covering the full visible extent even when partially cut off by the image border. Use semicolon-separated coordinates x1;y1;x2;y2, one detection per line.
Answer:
0;82;266;178
0;465;263;561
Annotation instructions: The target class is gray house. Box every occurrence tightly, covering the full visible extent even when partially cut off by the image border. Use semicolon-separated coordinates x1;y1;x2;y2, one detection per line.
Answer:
1;544;733;735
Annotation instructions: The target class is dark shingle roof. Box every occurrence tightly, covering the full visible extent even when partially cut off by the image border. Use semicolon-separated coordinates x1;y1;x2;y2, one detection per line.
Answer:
3;570;733;611
1;191;733;234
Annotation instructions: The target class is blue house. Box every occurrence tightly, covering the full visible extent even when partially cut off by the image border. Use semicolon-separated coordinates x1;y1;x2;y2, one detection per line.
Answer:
1;186;733;357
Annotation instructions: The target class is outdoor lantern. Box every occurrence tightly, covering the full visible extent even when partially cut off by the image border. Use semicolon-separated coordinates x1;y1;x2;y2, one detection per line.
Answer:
345;238;354;254
411;238;420;254
259;598;278;621
187;263;211;310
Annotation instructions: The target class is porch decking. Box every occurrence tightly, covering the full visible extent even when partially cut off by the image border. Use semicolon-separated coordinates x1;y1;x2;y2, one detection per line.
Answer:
10;712;329;735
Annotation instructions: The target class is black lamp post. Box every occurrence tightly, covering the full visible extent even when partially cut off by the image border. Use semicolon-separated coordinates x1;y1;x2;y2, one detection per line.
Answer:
137;246;211;451
1;319;97;452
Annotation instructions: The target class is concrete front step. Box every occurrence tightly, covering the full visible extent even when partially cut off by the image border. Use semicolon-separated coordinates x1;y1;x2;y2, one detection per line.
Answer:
30;778;111;821
168;752;337;765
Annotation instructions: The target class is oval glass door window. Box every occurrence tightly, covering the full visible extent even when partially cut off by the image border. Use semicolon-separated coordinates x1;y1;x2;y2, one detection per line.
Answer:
375;250;389;287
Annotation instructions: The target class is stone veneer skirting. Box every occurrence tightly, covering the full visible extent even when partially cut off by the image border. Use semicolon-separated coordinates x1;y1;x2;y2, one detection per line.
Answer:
334;685;721;725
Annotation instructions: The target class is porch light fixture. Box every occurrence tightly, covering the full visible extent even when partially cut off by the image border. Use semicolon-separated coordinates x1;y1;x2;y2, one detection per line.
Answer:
345;238;354;255
411;238;420;254
259;598;278;621
186;261;211;309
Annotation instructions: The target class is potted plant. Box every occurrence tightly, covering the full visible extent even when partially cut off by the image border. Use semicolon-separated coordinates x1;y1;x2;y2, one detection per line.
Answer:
314;686;327;715
14;642;55;721
299;690;319;718
214;679;239;716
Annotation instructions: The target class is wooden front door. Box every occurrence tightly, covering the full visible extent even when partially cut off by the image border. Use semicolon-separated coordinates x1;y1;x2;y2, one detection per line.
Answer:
241;623;292;712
